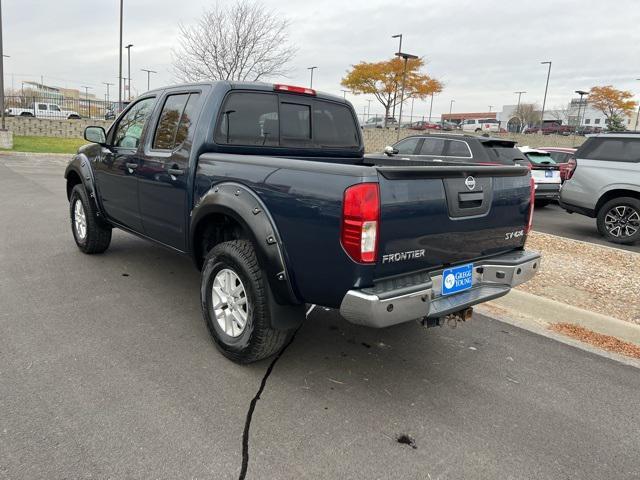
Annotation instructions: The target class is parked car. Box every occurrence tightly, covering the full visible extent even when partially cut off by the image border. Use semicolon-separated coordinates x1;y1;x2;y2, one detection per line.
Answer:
539;147;576;181
517;147;562;207
406;120;441;131
5;102;81;119
65;81;539;364
560;133;640;244
461;118;500;133
372;134;527;166
361;116;398;129
439;120;458;131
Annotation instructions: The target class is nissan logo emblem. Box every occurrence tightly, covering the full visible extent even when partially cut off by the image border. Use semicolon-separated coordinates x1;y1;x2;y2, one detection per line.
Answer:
465;176;476;190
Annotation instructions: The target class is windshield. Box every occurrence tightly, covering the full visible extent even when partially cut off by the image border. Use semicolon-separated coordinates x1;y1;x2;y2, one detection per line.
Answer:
526;153;556;165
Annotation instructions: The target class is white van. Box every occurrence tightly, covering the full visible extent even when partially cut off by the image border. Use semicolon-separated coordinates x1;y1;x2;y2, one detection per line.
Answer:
461;118;500;133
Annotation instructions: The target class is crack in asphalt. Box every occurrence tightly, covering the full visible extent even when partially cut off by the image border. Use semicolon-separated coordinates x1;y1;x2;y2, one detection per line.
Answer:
238;305;315;480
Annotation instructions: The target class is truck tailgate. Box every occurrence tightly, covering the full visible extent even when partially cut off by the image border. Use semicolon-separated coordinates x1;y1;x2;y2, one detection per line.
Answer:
374;164;531;278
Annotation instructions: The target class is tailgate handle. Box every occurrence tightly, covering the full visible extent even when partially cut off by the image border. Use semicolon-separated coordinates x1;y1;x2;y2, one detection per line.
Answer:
458;191;484;208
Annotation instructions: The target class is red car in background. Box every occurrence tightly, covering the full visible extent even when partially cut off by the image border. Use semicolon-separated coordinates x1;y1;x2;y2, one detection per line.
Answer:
407;120;441;131
539;147;576;181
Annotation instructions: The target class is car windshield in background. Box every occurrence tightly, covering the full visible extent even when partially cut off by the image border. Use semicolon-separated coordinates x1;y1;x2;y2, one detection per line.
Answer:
215;92;359;149
526;153;556;165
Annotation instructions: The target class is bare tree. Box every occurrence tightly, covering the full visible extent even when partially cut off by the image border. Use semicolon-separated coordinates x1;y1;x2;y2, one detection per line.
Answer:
172;1;296;83
548;104;570;124
514;103;541;131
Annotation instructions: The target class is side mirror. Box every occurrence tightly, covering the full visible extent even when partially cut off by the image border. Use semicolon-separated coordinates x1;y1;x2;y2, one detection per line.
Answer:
384;145;399;156
84;126;107;145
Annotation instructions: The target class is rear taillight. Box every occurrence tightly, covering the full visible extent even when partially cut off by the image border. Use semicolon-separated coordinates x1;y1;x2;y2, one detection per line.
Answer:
341;183;380;263
524;176;535;235
566;157;577;180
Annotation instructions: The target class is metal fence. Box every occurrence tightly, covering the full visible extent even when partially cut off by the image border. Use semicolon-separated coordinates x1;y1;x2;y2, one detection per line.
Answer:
3;95;126;120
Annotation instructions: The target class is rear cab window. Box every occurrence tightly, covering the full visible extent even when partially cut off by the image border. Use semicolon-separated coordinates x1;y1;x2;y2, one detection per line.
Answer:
481;141;527;165
214;91;359;149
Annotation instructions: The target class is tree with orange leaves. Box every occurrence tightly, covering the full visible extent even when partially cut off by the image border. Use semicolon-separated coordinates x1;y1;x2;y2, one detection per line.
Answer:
341;57;442;126
588;86;637;131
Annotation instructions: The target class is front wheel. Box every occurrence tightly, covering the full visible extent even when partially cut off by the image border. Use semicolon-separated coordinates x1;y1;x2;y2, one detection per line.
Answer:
69;184;112;253
200;240;291;364
596;197;640;244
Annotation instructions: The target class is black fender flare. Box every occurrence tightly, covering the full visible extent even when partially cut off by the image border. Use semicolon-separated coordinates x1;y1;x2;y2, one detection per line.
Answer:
190;182;305;330
64;154;108;222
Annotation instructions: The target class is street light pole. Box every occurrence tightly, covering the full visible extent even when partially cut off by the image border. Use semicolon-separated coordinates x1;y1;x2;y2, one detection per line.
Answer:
395;51;418;141
428;93;434;122
366;99;372;121
340;89;349;99
140;69;156;91
118;0;123;110
514;91;526;132
0;0;5;131
488;105;494;112
573;90;588;146
125;43;133;100
102;82;114;103
540;61;552;130
391;34;402;119
449;99;455;116
307;66;317;88
635;78;640;132
81;86;91;99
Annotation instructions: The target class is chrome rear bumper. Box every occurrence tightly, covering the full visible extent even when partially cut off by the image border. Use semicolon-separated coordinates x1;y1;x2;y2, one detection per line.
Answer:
339;250;540;328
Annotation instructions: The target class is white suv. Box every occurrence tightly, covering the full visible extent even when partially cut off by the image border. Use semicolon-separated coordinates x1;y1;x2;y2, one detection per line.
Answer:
560;133;640;244
461;118;500;133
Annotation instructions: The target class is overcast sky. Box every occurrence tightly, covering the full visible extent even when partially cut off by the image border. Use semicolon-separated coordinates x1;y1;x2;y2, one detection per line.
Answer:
4;0;639;118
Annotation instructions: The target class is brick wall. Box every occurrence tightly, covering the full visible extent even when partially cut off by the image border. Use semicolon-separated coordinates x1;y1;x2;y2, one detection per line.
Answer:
4;117;112;138
361;128;585;153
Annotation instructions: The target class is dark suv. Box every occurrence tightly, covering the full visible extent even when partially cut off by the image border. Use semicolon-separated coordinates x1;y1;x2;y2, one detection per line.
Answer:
375;134;527;165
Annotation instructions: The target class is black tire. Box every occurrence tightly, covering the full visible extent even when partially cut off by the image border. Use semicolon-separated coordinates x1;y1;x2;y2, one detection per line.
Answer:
596;197;640;245
475;128;481;133
69;184;112;254
201;240;291;364
535;200;550;208
20;112;33;117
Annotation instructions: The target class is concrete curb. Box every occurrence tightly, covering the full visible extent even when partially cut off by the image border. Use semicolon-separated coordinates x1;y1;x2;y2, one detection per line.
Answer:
531;230;640;257
485;288;640;345
0;151;72;158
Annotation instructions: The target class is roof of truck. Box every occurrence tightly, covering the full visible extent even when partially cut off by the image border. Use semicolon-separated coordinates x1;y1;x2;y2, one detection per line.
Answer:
143;80;347;104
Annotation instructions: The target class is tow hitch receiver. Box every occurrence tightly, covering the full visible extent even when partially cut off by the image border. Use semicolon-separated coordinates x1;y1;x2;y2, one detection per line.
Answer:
421;307;473;329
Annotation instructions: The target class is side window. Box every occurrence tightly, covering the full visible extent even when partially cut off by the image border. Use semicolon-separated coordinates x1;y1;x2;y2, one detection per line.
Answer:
153;94;189;150
50;105;60;112
419;138;446;156
152;93;201;151
214;92;278;146
394;137;420;154
578;138;640;162
38;103;47;111
594;118;601;125
446;140;471;157
113;97;155;149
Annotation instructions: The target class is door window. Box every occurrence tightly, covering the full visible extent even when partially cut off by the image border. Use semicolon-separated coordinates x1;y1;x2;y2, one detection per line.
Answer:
446;140;472;157
49;105;60;111
38;104;47;110
394;137;420;154
113;97;155;149
152;93;201;150
419;137;446;156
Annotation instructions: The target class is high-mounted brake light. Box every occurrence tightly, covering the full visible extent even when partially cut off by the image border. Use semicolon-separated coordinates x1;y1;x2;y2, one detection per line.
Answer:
566;157;577;180
341;183;380;263
524;176;535;235
273;84;316;96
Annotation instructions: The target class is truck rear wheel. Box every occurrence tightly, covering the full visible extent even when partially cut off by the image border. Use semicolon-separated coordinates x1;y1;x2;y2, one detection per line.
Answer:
200;240;290;364
69;184;112;253
596;197;640;244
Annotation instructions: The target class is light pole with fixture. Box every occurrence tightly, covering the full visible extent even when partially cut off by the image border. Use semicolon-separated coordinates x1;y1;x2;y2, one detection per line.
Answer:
391;34;402;119
307;66;317;88
103;82;114;103
428;93;434;122
488;105;494;112
514;91;526;132
125;43;133;100
340;89;349;99
0;0;6;131
141;68;156;91
635;78;640;132
395;51;418;140
539;61;552;130
118;0;123;110
573;89;588;145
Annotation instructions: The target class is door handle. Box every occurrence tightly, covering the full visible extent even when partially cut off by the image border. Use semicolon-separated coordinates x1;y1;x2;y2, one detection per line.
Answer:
167;168;184;176
125;162;138;170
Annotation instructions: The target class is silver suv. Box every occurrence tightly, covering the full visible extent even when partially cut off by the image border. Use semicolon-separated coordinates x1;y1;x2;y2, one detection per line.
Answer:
560;133;640;244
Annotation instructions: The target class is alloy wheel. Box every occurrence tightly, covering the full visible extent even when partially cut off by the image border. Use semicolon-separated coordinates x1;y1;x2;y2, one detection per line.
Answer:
604;205;640;238
73;199;87;240
211;268;249;337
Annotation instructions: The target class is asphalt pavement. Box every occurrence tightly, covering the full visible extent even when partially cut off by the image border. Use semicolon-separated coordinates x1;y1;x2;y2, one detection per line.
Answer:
533;203;640;253
1;154;639;480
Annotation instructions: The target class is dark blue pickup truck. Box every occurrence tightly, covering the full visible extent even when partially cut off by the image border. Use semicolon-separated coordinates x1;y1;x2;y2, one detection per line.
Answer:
65;81;540;363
